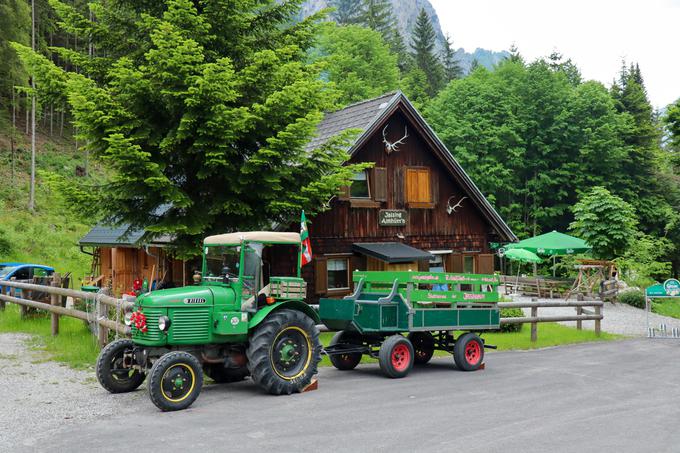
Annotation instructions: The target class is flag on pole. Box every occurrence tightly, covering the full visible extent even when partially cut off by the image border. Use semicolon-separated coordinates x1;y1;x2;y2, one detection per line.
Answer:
300;210;312;266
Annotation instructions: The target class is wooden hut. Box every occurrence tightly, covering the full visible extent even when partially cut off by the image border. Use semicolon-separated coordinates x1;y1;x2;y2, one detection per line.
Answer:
274;91;517;302
79;225;188;296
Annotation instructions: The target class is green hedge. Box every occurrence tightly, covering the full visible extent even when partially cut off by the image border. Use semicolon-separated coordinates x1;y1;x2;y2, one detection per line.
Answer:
498;307;524;333
619;289;646;309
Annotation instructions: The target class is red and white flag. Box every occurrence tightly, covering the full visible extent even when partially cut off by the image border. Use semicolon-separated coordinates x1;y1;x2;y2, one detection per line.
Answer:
300;210;313;266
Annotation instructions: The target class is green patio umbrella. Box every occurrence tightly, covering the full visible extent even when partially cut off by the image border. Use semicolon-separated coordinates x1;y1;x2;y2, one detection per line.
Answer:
505;231;591;256
503;248;542;292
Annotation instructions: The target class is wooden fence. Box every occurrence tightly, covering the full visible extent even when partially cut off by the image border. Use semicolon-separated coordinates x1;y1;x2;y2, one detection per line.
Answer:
1;280;603;346
501;275;573;299
498;300;603;342
0;275;133;346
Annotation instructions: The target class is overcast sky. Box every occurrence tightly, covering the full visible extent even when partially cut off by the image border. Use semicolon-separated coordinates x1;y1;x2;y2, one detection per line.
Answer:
429;0;680;109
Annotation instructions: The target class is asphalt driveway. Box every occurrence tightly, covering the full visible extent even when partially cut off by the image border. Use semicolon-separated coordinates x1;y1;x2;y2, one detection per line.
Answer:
18;339;680;453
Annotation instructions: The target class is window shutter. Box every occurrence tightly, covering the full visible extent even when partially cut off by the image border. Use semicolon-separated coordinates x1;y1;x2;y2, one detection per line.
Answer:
446;254;464;273
314;258;328;295
372;167;387;202
477;254;495;274
405;168;418;202
418;169;431;203
338;185;350;201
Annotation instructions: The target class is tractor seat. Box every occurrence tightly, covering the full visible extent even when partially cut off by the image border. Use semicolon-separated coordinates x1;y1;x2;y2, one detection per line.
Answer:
241;284;271;311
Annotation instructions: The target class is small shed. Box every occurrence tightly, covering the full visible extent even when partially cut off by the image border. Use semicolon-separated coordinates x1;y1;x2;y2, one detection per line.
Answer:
79;225;188;296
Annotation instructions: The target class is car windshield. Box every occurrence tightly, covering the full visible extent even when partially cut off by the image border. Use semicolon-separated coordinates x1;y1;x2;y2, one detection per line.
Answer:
0;266;17;278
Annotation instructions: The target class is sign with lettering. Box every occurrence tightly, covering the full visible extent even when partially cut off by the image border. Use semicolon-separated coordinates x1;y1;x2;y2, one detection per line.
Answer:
646;279;680;297
379;209;408;227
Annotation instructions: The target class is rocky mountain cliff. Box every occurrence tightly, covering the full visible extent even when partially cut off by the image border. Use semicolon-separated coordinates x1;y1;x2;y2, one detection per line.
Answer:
300;0;509;73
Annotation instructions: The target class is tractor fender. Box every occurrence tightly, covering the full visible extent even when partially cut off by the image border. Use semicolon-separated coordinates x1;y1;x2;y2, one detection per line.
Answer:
249;300;320;329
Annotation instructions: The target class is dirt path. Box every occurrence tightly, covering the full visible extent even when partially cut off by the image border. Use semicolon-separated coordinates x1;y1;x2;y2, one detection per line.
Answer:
0;333;141;451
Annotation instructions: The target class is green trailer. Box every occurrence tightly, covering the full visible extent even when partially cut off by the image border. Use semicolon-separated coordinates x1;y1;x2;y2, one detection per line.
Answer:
319;270;500;378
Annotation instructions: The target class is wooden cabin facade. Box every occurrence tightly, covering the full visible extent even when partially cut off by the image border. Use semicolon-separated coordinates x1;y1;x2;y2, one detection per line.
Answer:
276;92;516;302
79;225;189;296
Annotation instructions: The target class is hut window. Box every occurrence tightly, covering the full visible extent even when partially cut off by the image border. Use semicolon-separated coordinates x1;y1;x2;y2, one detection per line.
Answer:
405;167;432;206
350;171;370;198
327;258;350;290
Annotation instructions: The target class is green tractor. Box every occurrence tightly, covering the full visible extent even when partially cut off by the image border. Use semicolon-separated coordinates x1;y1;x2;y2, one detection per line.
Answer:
95;232;322;411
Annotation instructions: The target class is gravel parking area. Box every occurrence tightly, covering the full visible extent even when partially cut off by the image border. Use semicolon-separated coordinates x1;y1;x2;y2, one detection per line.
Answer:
0;333;141;451
509;294;680;336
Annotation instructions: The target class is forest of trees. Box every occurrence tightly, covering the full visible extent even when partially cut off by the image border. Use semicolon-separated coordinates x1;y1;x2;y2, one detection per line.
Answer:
1;0;680;282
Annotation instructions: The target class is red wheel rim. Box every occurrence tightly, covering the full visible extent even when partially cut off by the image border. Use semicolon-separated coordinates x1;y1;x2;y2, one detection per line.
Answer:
465;340;482;366
391;344;410;371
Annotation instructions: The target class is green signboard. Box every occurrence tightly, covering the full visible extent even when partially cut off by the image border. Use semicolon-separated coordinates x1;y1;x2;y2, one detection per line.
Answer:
646;279;680;298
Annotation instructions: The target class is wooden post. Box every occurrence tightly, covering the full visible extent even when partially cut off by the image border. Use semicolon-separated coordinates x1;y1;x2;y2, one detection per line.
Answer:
50;273;61;336
576;306;583;330
595;304;601;337
97;294;108;347
530;306;538;342
0;282;5;311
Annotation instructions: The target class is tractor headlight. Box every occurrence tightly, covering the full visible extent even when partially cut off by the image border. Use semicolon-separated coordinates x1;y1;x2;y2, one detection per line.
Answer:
124;311;133;326
158;316;171;331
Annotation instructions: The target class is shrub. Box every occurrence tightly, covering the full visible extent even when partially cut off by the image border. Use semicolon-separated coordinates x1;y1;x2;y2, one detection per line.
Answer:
498;307;524;332
619;289;646;309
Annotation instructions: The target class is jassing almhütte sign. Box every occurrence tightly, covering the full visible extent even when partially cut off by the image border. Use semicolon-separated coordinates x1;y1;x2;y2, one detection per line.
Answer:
379;209;408;226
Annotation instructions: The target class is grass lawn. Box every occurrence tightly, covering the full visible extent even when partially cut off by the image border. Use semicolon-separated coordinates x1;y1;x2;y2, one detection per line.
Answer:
0;303;620;370
652;298;680;319
0;304;100;369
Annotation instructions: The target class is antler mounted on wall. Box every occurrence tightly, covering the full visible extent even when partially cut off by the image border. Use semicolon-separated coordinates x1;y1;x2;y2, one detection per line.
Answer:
382;125;408;154
446;196;467;215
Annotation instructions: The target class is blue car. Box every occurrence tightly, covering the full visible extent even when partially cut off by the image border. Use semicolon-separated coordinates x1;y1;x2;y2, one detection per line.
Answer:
0;263;55;295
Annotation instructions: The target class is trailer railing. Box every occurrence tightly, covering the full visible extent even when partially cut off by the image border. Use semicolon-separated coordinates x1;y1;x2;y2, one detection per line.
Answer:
0;275;133;346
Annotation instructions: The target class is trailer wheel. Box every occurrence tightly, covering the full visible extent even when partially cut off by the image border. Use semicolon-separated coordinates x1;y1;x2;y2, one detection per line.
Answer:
407;332;435;365
148;351;203;412
96;339;145;394
379;335;414;378
453;333;484;371
247;309;322;395
328;330;363;370
203;364;250;383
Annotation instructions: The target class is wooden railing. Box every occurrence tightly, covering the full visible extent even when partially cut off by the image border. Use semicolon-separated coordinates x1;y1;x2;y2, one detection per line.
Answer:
498;300;603;342
0;275;133;346
500;275;572;299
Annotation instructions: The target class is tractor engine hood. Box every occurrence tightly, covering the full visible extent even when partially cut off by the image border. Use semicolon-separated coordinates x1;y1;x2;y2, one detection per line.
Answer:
137;285;215;308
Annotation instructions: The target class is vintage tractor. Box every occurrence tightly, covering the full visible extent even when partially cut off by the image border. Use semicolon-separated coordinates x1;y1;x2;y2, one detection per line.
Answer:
95;232;321;411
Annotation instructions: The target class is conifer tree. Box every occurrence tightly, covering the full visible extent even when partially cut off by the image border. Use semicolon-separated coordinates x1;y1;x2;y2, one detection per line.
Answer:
330;0;361;25
441;33;461;83
409;8;444;97
358;0;396;38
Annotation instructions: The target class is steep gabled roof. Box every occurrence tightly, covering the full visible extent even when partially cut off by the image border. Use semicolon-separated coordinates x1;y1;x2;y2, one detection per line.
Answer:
309;91;517;242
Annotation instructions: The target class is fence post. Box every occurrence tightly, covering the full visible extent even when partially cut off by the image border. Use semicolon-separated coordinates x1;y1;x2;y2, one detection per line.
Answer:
595;304;601;337
50;273;62;336
97;294;108;347
0;282;5;311
576;306;583;330
530;306;537;342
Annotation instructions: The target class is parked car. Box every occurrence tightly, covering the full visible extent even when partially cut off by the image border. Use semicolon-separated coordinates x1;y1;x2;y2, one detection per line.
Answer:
0;264;55;297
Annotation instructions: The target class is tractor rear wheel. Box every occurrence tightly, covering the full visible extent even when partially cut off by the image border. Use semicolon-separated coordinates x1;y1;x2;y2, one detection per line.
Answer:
203;364;250;383
453;332;484;371
247;309;321;395
96;339;146;393
407;332;435;365
378;335;414;378
148;351;203;412
328;330;363;370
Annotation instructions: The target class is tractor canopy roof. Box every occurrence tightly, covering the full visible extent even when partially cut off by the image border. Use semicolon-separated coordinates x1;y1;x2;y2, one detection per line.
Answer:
203;231;301;246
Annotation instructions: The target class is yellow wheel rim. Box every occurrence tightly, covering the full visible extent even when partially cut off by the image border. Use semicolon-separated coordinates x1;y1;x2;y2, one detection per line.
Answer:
270;326;313;380
160;363;196;403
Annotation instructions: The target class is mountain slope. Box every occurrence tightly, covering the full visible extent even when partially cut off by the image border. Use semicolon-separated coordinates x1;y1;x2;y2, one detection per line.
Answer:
301;0;509;72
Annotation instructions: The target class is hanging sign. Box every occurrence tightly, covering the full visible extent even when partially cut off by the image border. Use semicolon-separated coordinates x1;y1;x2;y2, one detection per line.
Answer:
646;279;680;297
379;209;408;227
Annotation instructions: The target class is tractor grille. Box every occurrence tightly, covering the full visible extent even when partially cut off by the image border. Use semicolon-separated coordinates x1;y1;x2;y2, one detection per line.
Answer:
132;308;164;342
170;309;211;343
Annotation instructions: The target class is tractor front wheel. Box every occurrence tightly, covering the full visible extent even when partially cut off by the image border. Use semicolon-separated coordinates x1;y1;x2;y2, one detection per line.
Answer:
96;339;146;394
407;332;435;365
247;309;321;395
453;333;484;371
379;335;414;378
328;330;363;370
148;351;203;412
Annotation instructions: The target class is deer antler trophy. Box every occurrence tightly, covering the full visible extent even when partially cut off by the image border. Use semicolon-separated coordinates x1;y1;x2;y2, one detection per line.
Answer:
382;125;408;154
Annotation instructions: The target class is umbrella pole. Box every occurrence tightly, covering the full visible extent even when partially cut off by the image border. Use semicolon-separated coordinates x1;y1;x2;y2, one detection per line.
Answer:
553;255;556;277
515;263;521;293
